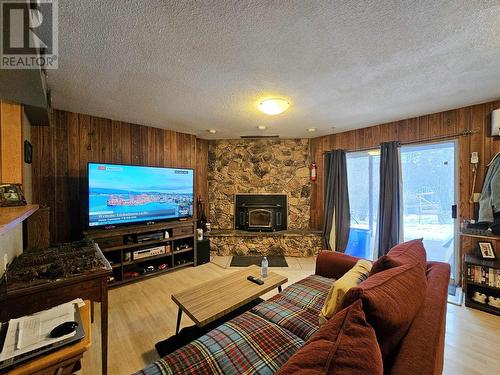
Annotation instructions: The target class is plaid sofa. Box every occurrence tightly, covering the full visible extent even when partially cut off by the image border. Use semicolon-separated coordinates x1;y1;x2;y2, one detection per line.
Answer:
136;274;332;375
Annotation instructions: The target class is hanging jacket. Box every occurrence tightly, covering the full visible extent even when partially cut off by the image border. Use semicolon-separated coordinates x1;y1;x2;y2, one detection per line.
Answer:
478;155;500;223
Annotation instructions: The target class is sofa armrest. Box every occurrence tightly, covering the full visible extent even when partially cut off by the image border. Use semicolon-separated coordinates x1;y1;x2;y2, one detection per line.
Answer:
315;251;360;279
390;261;450;375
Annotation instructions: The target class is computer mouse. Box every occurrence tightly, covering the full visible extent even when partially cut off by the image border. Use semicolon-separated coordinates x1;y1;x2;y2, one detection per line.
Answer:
49;321;79;338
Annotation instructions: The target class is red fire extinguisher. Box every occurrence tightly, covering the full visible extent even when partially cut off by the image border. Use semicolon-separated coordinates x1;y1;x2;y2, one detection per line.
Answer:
310;162;317;182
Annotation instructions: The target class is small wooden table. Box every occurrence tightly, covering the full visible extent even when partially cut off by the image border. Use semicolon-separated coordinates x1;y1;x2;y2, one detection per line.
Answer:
0;244;112;375
8;300;91;375
172;265;287;334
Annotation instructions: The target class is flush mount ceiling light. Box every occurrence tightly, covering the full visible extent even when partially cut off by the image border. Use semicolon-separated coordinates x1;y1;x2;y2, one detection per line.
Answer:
258;98;290;115
307;128;317;132
207;129;217;134
257;125;267;130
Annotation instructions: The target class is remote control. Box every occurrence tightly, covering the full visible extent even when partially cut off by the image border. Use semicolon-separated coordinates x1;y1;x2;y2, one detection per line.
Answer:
247;275;264;285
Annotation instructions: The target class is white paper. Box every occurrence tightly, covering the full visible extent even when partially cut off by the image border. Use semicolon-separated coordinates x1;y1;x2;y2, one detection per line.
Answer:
0;299;84;362
17;318;41;350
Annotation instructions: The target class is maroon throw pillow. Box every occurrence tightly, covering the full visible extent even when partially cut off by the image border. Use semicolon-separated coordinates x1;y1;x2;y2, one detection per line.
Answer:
341;262;427;363
276;300;383;375
371;238;427;275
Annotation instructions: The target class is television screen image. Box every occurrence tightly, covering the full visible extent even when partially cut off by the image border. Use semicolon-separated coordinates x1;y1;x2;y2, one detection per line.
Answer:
88;163;194;227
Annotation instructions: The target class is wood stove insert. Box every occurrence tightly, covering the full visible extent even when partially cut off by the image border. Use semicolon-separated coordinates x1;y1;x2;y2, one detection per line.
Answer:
235;194;287;231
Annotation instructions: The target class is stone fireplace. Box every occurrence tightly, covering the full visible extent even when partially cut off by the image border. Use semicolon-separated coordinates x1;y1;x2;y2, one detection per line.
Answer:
208;139;311;230
235;194;287;231
207;139;322;256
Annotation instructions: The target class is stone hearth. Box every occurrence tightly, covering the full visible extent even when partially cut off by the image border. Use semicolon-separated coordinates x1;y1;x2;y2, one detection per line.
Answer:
207;229;322;257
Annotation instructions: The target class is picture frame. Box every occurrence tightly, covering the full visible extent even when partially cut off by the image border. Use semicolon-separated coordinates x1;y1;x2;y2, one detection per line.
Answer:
0;183;27;207
478;241;496;259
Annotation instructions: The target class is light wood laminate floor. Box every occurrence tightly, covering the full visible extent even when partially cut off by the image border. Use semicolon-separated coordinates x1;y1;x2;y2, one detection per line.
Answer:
79;257;500;375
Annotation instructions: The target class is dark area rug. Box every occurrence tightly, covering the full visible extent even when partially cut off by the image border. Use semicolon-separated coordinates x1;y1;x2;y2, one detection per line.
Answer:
230;255;288;267
155;298;263;358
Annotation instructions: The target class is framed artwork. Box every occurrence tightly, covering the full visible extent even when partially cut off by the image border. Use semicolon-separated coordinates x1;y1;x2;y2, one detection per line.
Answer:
0;183;27;207
478;241;496;259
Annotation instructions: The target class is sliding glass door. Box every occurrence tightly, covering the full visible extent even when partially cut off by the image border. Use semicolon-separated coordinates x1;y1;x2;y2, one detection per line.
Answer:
400;141;457;279
345;141;457;278
345;150;380;260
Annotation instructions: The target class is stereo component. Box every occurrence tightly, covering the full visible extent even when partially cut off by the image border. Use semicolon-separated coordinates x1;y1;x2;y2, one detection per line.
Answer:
133;245;166;260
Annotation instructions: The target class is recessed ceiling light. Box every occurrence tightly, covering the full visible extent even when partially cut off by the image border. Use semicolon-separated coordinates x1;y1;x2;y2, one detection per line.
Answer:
257;125;267;130
207;129;217;134
307;128;317;132
258;98;290;115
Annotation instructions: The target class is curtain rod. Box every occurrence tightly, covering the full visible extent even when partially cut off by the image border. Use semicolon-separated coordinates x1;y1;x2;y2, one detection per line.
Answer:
323;129;478;154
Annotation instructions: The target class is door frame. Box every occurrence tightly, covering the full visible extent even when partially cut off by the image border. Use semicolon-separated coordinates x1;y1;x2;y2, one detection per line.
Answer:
452;138;459;284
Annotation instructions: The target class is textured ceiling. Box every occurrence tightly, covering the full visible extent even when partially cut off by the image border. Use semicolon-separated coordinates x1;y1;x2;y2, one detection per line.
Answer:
49;0;500;139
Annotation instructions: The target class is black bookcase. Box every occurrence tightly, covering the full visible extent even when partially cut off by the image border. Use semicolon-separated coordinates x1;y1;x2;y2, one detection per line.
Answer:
463;254;500;316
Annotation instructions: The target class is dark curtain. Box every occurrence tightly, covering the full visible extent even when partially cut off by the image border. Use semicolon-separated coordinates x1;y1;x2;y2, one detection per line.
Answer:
377;141;401;257
322;150;350;252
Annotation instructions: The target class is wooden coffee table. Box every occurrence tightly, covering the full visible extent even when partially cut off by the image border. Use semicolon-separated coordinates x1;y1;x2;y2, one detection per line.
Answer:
171;265;288;334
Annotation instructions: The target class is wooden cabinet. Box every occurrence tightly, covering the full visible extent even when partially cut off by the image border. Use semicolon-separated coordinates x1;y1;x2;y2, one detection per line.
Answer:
0;247;111;375
0;101;23;184
85;220;197;287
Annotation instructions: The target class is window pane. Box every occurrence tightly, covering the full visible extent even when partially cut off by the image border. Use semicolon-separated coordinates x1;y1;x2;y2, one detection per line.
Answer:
345;151;380;259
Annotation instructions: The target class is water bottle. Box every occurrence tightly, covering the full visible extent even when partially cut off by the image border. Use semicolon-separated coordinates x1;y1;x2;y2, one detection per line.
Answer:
261;256;268;278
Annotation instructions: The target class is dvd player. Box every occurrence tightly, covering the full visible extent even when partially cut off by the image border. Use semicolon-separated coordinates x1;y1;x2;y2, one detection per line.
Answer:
135;231;165;243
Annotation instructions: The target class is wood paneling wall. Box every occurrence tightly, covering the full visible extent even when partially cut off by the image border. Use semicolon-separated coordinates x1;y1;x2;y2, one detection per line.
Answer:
0;101;23;184
195;138;209;214
32;109;208;244
0;101;24;276
310;100;500;230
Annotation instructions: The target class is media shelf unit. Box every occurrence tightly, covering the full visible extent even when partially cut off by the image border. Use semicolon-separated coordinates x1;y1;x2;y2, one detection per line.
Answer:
84;220;196;287
463;254;500;316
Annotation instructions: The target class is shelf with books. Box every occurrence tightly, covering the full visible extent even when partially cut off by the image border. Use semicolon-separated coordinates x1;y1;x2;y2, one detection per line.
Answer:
466;280;500;290
463;254;500;316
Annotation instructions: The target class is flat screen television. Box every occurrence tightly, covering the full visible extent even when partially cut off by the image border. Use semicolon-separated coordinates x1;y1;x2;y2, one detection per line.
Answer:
88;163;194;228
